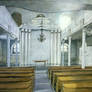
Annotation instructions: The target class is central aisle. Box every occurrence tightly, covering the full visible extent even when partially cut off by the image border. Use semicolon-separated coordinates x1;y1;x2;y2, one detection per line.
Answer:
34;69;54;92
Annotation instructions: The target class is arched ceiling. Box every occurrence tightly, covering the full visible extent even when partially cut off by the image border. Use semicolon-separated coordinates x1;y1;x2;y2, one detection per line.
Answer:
0;0;92;13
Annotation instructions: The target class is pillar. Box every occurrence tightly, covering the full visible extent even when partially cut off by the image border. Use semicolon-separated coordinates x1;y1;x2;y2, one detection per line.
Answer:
52;31;55;65
27;29;29;66
82;28;86;69
62;40;64;66
23;29;26;66
50;31;53;65
15;39;18;66
21;29;24;66
7;34;10;67
29;30;32;66
68;36;71;66
57;30;61;65
25;29;28;66
28;29;31;66
56;30;59;65
54;31;57;65
19;29;22;66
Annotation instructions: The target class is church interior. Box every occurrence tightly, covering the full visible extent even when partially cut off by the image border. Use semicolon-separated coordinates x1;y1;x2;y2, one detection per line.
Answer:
0;0;92;92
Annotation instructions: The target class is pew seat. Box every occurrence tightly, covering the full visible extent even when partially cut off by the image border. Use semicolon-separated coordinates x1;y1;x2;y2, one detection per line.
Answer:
50;68;92;81
62;88;92;92
56;76;92;92
0;67;35;92
52;71;92;88
48;66;92;92
48;66;92;79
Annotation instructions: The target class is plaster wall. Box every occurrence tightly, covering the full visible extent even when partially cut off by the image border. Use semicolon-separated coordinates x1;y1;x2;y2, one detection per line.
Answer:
79;36;92;66
0;40;7;66
30;31;51;65
0;6;19;38
79;46;92;66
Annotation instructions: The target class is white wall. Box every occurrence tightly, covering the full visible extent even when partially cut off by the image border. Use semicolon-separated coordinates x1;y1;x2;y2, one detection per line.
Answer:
30;31;51;65
8;7;61;28
0;6;19;38
79;46;92;66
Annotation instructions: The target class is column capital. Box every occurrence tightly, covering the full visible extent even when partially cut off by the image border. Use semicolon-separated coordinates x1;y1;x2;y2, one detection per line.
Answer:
83;27;87;32
68;36;71;38
61;39;65;44
68;36;72;43
20;28;24;32
57;29;61;33
51;30;54;33
27;29;32;33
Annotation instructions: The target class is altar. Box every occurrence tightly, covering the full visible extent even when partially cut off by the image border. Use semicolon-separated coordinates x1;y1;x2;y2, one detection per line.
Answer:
34;60;47;66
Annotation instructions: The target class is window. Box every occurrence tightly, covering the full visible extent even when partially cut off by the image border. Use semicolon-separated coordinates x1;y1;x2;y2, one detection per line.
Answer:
11;42;20;54
61;43;68;52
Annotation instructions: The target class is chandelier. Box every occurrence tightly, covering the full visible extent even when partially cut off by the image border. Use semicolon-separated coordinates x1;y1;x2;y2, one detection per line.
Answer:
33;14;49;42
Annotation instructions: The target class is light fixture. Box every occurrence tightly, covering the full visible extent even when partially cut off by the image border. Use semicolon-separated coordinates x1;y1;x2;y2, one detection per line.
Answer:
35;14;47;42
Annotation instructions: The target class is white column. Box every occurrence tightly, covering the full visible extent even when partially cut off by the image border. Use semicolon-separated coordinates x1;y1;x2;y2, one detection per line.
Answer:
56;30;59;65
50;31;53;65
52;31;55;65
25;29;27;66
25;30;28;66
15;39;18;66
21;30;24;66
7;34;10;67
54;31;57;65
62;40;64;66
51;31;55;65
23;29;26;66
19;30;22;66
27;30;29;66
57;31;61;65
25;29;28;66
68;36;71;66
82;28;86;69
28;30;31;66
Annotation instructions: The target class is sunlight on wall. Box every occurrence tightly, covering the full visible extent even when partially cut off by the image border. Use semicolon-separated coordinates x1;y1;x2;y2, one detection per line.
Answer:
59;14;71;30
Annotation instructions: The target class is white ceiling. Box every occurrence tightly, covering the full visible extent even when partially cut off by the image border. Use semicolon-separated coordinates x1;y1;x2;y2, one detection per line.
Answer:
0;0;92;13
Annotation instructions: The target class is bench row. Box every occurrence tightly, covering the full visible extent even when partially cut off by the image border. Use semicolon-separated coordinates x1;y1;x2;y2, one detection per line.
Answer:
48;66;92;92
0;67;35;92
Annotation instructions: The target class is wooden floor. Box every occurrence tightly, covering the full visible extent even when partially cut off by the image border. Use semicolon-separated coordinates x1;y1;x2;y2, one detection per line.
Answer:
34;69;54;92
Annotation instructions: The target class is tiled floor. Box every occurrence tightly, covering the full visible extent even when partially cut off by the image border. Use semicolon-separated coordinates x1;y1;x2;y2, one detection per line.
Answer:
34;70;54;92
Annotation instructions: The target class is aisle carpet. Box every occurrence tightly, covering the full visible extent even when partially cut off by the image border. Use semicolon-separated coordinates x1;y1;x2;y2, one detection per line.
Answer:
34;70;54;92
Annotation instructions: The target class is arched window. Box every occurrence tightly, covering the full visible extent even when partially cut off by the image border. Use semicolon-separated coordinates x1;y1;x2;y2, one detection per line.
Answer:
12;12;22;26
61;43;68;52
11;42;20;54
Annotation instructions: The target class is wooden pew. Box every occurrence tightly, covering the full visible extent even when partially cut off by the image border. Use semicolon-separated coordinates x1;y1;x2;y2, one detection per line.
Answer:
0;67;35;92
52;70;92;88
50;67;92;82
56;75;92;92
62;81;92;92
51;69;92;84
48;66;84;80
48;66;81;79
0;67;34;72
48;66;92;92
62;88;92;92
48;66;92;79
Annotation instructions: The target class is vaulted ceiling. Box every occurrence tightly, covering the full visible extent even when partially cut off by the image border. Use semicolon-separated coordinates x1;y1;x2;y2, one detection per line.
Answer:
1;0;92;30
0;0;92;13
